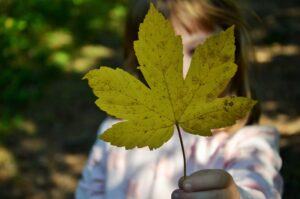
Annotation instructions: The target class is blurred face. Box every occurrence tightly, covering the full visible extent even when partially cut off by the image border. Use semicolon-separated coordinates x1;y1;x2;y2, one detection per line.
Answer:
172;21;221;78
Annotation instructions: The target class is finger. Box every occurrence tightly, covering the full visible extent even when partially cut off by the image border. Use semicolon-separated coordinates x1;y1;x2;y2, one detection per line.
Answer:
180;169;233;192
178;176;185;190
171;189;184;199
172;188;229;199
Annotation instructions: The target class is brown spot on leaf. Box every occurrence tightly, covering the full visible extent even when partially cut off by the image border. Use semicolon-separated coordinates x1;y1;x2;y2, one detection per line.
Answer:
206;93;214;102
224;99;228;106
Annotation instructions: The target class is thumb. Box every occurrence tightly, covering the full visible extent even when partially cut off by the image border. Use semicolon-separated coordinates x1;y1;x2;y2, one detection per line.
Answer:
178;176;186;190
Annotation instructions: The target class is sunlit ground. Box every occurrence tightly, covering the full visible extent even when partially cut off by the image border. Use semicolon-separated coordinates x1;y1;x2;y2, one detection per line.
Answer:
249;3;300;196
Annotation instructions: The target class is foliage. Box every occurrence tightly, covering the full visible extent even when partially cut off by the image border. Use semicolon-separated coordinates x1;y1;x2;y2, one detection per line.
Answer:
84;4;256;150
0;0;127;135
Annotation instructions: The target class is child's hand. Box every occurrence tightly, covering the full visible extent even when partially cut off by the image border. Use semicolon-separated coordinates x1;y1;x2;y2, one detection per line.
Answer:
171;169;240;199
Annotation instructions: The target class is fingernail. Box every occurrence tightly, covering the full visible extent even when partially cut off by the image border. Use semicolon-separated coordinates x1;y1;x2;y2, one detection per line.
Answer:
172;192;179;199
183;182;192;191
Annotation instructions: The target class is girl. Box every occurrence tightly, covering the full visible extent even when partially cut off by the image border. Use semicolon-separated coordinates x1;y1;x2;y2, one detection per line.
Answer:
76;0;283;198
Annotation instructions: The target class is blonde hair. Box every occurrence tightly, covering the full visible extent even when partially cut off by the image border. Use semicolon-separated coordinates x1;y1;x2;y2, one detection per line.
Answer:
123;0;260;124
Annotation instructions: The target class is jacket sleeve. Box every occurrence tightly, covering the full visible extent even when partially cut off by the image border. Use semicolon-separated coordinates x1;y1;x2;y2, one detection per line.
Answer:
223;126;283;199
75;120;111;199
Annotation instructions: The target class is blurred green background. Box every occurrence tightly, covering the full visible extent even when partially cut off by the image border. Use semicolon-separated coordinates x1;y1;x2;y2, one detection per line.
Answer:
0;0;125;198
0;0;299;198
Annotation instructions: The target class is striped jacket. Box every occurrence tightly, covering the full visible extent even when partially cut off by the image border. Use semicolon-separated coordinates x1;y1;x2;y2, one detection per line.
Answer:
76;117;283;199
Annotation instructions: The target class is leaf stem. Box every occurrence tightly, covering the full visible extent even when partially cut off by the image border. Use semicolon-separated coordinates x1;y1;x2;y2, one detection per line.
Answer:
176;123;187;179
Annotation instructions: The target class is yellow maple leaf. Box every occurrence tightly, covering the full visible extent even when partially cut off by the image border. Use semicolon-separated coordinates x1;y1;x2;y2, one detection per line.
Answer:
83;4;256;151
